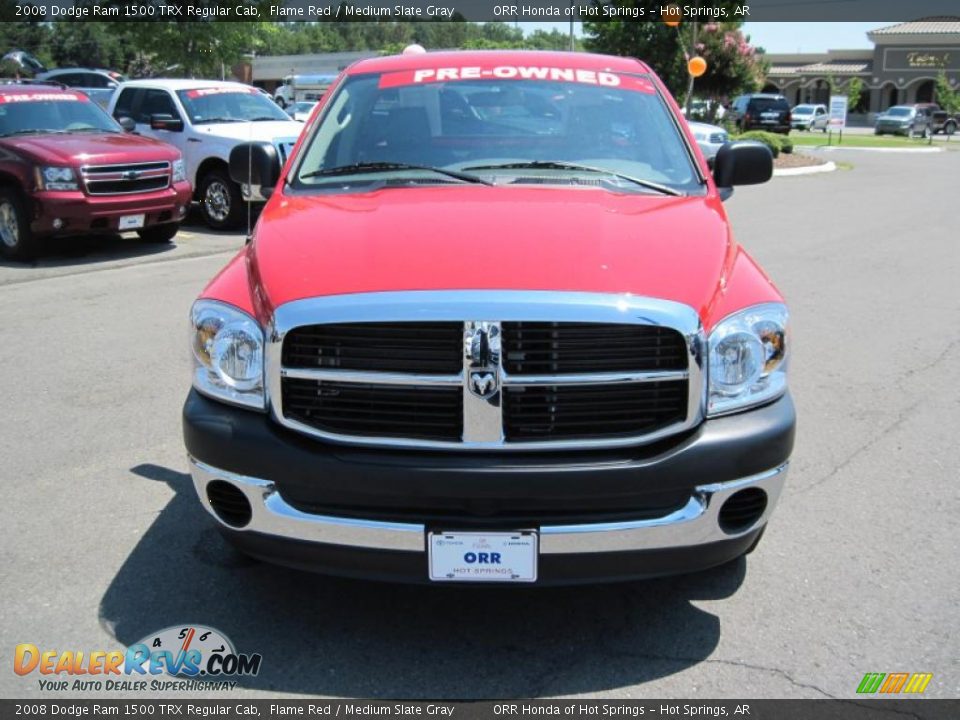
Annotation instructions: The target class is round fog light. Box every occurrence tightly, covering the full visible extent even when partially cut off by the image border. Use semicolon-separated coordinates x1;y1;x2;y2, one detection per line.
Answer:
52;218;64;229
206;480;252;528
718;488;768;534
177;205;187;216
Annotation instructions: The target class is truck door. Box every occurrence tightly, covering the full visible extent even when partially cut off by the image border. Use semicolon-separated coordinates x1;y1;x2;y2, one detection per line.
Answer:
135;89;187;155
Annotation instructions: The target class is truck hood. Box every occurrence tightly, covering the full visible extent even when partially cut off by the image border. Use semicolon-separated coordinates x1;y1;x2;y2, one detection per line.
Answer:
7;131;180;166
194;120;302;142
251;186;739;318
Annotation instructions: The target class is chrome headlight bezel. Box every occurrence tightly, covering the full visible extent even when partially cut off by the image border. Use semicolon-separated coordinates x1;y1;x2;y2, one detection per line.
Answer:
190;300;265;410
36;166;79;191
707;303;789;417
171;157;187;183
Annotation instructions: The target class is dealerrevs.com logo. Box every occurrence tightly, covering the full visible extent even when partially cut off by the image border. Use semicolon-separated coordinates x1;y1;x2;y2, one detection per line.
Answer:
14;625;262;692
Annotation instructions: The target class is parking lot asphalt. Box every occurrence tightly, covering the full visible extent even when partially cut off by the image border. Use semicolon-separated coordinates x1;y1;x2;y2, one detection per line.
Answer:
2;149;958;700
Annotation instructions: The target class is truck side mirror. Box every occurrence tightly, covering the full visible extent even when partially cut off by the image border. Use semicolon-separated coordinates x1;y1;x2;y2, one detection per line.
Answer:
116;116;136;133
713;141;773;200
229;142;281;200
150;113;183;132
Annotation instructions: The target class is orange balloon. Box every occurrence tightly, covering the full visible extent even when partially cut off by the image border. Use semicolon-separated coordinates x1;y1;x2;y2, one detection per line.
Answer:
663;4;681;26
688;56;708;77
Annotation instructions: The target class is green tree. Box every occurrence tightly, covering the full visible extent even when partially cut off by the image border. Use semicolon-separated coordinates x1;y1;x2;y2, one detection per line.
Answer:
109;15;273;78
0;12;52;69
690;22;766;108
48;22;132;70
846;77;865;112
584;2;751;98
935;70;960;114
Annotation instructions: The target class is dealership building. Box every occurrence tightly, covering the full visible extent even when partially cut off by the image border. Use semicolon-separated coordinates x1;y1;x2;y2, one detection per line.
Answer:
763;18;960;119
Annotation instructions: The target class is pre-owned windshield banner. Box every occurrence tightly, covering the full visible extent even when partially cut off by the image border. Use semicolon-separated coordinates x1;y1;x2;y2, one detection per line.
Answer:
6;0;959;22
378;65;657;93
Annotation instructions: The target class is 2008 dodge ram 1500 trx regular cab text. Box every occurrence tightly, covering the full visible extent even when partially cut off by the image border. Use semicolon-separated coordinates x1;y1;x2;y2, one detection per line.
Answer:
0;84;192;261
183;51;795;585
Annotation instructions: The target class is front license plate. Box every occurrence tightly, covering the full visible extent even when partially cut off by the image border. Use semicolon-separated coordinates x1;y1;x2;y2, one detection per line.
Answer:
428;531;537;583
119;214;145;230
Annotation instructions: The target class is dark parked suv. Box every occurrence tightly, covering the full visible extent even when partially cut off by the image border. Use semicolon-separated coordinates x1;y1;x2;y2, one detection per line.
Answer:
730;94;792;134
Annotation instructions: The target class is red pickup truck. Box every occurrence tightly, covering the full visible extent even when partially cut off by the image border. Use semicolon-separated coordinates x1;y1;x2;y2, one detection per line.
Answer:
184;50;794;585
0;84;192;261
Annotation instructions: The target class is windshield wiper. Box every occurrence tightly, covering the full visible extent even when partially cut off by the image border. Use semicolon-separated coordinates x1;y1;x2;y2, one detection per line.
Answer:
67;127;119;134
248;116;284;122
462;160;683;196
0;129;56;137
193;117;246;125
301;162;492;186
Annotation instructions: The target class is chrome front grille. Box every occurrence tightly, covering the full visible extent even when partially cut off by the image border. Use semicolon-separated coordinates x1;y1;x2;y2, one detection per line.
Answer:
80;161;171;196
268;291;704;451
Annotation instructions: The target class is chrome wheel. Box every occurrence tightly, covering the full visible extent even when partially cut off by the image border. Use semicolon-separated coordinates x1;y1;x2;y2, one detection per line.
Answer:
204;179;231;224
0;200;20;248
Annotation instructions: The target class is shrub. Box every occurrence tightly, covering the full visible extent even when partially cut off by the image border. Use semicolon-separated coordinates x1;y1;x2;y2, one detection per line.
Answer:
735;130;783;158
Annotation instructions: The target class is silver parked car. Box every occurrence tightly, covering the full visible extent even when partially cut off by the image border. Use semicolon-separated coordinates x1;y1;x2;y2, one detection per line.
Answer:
791;104;828;131
688;121;729;165
35;68;127;109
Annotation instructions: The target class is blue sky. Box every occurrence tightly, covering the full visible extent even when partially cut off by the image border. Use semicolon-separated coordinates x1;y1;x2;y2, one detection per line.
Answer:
743;23;890;53
523;22;895;53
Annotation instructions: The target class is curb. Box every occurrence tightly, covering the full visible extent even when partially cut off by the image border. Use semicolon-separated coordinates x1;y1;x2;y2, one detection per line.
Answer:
774;161;837;177
812;146;944;153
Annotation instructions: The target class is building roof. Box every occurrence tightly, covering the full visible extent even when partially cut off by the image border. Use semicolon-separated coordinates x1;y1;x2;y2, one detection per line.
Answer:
868;18;960;36
794;62;871;74
767;61;872;78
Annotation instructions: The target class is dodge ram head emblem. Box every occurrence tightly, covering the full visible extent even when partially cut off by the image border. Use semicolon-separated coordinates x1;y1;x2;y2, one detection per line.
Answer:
469;371;497;398
464;322;500;399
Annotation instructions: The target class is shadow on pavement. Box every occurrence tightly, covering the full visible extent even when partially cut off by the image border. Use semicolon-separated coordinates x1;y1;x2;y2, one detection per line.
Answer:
99;463;746;698
0;205;251;269
0;233;176;269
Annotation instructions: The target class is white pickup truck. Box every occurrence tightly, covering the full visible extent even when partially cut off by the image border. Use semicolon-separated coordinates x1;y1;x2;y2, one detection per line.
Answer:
108;79;302;229
273;74;337;108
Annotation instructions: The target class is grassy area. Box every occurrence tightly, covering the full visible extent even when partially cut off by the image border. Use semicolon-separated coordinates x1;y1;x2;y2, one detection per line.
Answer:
788;132;953;149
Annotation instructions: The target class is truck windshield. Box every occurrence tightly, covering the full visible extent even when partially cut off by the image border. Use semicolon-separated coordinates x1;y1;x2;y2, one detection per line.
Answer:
0;94;120;136
294;70;701;193
885;107;912;117
176;88;291;124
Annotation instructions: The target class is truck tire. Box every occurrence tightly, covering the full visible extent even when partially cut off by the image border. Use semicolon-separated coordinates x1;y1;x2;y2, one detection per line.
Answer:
199;169;244;231
0;188;36;262
945;121;957;136
137;223;179;244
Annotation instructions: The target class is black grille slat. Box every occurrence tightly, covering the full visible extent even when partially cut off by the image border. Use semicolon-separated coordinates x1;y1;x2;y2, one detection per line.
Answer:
504;381;687;441
283;322;462;373
282;379;462;442
81;161;171;196
86;177;169;195
502;322;687;375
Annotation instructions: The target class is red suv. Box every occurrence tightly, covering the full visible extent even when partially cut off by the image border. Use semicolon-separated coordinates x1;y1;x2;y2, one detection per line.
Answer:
184;51;793;585
0;83;192;261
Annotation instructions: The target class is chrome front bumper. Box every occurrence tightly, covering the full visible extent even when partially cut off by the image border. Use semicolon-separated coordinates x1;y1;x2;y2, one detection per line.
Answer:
189;457;788;555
